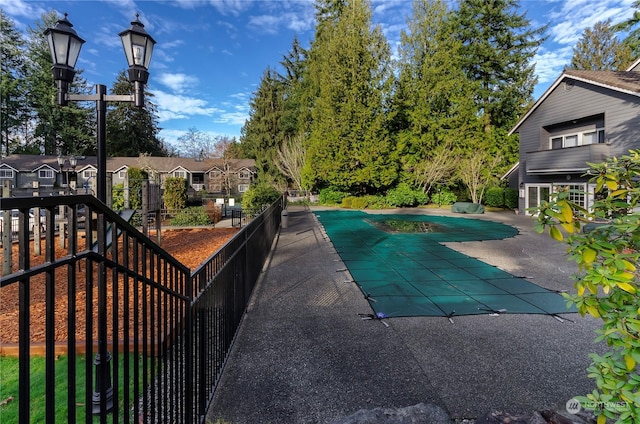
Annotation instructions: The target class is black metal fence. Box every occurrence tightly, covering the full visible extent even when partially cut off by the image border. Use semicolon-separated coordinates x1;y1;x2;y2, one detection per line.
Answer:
0;194;282;423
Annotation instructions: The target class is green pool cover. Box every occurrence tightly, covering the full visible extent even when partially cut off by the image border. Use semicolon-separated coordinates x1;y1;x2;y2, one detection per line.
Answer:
315;210;575;319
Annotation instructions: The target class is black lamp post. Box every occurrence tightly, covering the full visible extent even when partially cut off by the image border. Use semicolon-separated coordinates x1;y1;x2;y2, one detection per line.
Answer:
45;13;156;416
45;12;155;203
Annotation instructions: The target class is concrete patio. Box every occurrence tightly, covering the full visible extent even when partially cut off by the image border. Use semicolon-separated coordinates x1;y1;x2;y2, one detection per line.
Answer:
207;205;602;423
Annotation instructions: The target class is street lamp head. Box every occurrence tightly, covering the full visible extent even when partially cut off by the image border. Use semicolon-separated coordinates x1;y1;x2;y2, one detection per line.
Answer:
119;14;156;107
69;155;78;169
119;14;156;84
44;13;85;106
57;154;66;169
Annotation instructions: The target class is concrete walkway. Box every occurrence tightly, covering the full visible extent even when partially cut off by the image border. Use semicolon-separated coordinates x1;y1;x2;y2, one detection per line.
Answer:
207;205;602;423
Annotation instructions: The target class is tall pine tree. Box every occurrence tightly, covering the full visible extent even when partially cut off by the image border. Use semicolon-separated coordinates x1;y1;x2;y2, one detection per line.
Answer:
453;0;545;169
106;71;166;157
239;67;286;186
569;19;634;71
613;1;640;59
0;12;28;156
395;0;482;193
302;0;397;193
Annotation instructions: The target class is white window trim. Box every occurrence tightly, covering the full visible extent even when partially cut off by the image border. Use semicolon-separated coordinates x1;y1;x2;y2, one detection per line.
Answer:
39;169;54;179
0;169;14;178
549;128;605;149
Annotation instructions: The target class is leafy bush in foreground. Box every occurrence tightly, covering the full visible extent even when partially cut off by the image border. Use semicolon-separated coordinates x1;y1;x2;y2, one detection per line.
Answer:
532;149;640;423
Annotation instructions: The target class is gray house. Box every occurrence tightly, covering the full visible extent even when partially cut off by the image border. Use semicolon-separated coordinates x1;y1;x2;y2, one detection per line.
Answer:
508;58;640;214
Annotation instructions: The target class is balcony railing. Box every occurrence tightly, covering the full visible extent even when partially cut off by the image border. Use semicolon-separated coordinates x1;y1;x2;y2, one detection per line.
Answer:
525;144;611;174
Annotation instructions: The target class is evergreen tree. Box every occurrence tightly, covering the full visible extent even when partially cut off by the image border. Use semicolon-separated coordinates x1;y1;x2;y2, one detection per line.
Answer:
0;12;28;156
106;71;167;157
569;19;634;71
453;0;545;169
302;0;397;193
240;67;286;185
613;0;640;58
395;0;482;193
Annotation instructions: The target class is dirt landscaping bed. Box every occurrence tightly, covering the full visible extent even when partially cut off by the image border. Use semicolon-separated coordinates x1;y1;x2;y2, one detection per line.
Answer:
0;228;239;346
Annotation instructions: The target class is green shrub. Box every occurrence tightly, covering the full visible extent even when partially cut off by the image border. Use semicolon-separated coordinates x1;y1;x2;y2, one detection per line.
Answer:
164;177;188;210
350;196;369;209
127;167;148;210
431;188;457;206
484;187;504;207
532;149;640;423
364;195;388;209
242;183;281;216
341;196;354;209
112;183;125;211
505;188;519;209
319;188;349;205
170;206;210;226
386;183;427;207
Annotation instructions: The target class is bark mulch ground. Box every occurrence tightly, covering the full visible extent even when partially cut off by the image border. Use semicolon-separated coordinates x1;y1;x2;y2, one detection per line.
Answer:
0;228;239;347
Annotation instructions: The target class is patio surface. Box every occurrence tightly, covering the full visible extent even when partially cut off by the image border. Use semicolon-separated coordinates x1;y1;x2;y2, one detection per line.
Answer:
207;205;602;423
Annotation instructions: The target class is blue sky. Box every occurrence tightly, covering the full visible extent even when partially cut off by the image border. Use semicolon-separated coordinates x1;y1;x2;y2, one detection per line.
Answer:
3;0;637;150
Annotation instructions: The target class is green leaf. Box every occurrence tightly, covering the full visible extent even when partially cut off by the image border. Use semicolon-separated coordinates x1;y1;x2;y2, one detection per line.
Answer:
583;247;597;263
550;226;563;241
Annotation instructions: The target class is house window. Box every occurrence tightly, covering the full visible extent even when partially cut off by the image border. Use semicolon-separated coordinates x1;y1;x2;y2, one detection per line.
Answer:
173;171;186;179
83;170;97;178
238;184;249;193
0;169;13;178
526;185;551;214
549;128;605;149
118;170;127;179
582;129;605;145
39;169;54;179
238;171;251;180
211;170;222;178
555;184;586;208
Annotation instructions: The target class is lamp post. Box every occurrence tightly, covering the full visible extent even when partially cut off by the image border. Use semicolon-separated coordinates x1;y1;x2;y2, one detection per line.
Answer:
45;13;156;416
45;12;155;203
57;154;77;193
69;155;78;192
57;154;66;191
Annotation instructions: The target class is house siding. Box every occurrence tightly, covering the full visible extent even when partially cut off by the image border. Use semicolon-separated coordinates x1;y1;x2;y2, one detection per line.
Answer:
515;76;640;214
519;80;640;161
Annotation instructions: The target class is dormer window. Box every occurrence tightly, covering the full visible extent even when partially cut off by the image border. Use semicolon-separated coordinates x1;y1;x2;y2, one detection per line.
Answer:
39;169;54;179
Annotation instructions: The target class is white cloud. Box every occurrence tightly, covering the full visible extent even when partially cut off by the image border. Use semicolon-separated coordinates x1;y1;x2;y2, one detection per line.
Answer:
533;45;574;85
1;0;47;20
208;0;254;17
152;90;218;121
157;73;200;92
546;0;636;45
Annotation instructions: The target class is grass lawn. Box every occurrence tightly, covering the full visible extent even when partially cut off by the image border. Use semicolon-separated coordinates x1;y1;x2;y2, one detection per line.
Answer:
0;353;144;423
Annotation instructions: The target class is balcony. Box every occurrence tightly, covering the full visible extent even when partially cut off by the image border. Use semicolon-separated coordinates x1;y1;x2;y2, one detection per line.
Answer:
525;144;611;175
